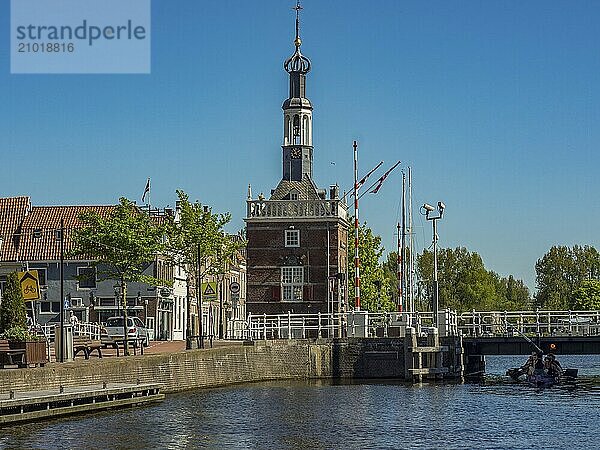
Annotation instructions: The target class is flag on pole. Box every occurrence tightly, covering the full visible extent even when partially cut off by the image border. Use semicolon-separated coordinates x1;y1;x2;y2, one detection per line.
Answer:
141;178;150;203
370;160;401;194
357;161;383;190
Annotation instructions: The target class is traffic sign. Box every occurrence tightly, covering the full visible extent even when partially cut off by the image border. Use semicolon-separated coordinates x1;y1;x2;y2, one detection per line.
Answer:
230;281;240;294
202;282;217;301
18;270;40;301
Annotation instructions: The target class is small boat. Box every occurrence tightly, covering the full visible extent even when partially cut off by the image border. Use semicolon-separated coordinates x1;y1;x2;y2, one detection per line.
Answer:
506;367;578;387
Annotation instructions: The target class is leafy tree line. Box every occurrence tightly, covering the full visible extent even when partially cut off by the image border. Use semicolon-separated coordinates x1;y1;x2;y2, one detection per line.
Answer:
350;222;531;312
534;245;600;310
350;221;600;312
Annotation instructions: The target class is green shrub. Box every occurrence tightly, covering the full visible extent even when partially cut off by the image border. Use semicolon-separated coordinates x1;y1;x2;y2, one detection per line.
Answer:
0;272;27;333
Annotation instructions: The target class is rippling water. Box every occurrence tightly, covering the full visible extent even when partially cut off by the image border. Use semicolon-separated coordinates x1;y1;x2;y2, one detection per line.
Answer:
2;355;599;449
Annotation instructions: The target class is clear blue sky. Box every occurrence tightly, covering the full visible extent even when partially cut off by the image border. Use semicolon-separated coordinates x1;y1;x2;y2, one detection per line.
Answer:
1;0;599;292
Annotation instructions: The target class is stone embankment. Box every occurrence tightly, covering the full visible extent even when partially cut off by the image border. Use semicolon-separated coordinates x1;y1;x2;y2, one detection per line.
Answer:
0;338;462;395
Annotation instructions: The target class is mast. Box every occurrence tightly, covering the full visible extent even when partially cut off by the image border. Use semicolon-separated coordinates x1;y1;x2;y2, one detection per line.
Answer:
408;167;415;313
353;140;360;310
401;172;407;312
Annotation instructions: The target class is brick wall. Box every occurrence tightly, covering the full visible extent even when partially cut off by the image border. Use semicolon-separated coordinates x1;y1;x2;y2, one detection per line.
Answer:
246;220;348;315
0;339;413;395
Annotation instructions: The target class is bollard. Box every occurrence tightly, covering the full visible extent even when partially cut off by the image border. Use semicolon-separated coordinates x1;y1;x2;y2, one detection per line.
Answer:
9;390;15;399
103;381;107;389
137;378;141;385
59;385;64;394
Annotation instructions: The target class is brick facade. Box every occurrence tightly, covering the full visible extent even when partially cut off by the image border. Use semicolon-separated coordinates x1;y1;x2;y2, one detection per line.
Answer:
246;219;348;315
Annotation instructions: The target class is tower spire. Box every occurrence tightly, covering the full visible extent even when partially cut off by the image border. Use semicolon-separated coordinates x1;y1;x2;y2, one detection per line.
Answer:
294;0;302;48
281;0;313;182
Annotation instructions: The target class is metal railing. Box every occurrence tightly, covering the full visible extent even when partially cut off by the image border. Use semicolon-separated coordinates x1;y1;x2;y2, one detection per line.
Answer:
246;309;460;340
457;310;600;337
39;322;103;341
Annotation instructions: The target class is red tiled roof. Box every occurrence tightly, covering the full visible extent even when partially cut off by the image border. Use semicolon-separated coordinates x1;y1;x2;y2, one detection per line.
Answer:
0;196;31;262
18;205;115;261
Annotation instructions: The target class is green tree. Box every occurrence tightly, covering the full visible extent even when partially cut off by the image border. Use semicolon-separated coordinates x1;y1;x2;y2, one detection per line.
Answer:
0;272;27;333
165;190;243;340
534;245;600;309
572;280;600;310
416;247;530;312
71;197;167;355
347;220;395;311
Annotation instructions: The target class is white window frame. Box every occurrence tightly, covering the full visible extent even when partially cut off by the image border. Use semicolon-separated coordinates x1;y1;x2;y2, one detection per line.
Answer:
281;266;303;301
290;190;299;200
285;229;300;248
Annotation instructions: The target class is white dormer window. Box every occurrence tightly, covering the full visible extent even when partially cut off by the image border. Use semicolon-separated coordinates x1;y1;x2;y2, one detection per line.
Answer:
285;229;300;247
290;190;299;200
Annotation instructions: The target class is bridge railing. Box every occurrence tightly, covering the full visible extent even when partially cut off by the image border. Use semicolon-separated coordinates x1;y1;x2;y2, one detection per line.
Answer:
457;310;600;337
246;309;460;340
39;322;103;341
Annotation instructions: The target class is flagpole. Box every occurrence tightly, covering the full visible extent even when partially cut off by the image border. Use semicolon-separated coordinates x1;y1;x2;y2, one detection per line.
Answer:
401;171;406;313
408;167;414;314
353;140;360;311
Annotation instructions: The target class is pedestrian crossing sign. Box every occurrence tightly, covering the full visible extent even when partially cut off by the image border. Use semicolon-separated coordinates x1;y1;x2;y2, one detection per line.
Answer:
201;282;217;301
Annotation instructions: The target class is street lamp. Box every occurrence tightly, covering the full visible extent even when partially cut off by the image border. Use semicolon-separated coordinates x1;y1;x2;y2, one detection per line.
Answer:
421;201;445;327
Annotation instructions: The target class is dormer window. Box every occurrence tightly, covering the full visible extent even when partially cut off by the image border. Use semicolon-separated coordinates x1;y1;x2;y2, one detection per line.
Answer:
290;190;299;200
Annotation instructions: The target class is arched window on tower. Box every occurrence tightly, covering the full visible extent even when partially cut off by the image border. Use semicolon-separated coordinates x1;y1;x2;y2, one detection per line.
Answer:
284;115;291;145
293;114;300;144
303;116;309;145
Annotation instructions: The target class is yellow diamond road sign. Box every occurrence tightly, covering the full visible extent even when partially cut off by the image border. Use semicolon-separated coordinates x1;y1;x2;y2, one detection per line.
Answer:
18;270;41;301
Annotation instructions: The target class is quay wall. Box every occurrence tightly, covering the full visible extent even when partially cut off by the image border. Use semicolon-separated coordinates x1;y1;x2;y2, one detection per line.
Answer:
0;338;420;394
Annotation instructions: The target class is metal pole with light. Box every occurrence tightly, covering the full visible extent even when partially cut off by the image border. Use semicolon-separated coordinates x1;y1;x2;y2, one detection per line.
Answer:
58;218;65;363
421;202;445;327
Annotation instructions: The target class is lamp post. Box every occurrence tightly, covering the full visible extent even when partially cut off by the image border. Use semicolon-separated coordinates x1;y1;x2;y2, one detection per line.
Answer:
421;202;445;327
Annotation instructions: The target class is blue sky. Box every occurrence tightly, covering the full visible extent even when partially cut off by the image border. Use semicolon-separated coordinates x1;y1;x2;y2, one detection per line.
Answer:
1;0;599;291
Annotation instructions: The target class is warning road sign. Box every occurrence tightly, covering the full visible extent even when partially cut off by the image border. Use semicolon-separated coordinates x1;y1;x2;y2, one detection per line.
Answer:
201;282;217;301
18;270;40;301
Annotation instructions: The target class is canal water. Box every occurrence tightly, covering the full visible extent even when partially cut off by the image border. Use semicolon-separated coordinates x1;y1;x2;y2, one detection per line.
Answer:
2;355;599;449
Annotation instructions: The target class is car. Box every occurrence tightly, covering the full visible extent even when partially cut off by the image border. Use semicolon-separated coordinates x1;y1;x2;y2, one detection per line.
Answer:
101;316;149;348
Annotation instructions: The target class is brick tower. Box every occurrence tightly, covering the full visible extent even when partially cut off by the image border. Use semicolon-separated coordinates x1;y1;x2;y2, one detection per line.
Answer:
245;2;349;316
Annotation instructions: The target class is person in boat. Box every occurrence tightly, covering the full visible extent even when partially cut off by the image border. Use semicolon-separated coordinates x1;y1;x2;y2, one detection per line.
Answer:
532;351;545;376
544;353;562;380
513;351;538;378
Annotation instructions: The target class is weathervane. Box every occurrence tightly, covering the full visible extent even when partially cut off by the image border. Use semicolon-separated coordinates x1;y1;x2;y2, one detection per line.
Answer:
293;0;302;48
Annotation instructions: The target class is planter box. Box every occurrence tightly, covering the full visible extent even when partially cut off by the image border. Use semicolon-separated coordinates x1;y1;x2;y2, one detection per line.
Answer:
9;340;47;367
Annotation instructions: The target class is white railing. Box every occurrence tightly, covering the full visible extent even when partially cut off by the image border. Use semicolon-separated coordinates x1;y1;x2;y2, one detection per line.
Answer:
39;322;103;341
246;310;460;340
247;199;348;221
457;310;600;337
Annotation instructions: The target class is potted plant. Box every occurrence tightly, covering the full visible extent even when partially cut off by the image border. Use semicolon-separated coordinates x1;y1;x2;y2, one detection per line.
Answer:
0;272;47;367
1;326;47;367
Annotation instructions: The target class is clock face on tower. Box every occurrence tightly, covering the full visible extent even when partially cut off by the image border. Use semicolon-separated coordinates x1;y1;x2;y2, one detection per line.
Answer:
290;148;302;159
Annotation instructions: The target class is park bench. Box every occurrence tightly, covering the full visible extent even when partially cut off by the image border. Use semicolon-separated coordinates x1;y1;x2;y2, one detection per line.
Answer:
0;339;26;368
73;336;103;359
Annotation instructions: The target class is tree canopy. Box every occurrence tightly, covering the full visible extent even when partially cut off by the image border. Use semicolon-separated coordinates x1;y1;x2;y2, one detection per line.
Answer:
534;245;600;309
416;247;530;312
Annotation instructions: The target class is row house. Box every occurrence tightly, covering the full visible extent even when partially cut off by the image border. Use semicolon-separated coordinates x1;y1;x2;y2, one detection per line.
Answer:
0;197;185;341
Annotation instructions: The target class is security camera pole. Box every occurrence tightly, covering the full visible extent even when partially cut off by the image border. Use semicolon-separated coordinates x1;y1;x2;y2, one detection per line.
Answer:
421;202;445;327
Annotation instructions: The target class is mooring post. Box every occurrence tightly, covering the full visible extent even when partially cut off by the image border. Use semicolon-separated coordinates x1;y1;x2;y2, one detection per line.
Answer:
9;390;15;399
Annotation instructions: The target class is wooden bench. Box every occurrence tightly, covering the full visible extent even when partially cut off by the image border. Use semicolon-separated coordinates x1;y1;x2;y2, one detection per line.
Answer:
73;336;103;359
0;339;26;368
